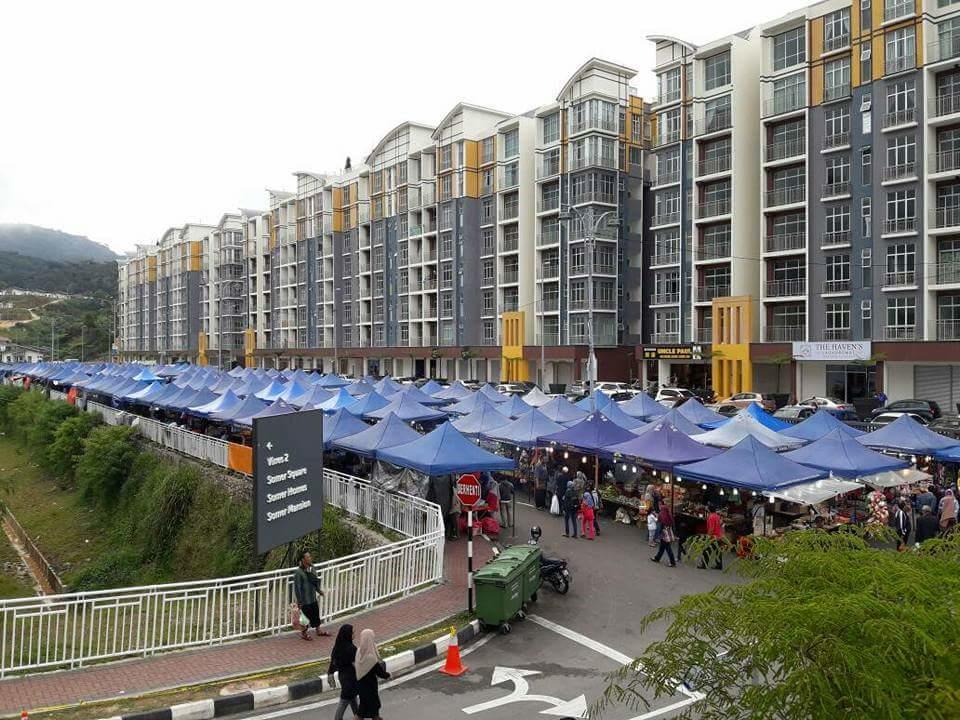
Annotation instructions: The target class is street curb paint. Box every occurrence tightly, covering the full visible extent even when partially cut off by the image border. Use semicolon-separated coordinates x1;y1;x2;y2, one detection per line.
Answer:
113;620;482;720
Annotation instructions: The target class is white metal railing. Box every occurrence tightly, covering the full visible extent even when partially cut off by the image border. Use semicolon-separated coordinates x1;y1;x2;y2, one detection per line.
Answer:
0;467;443;677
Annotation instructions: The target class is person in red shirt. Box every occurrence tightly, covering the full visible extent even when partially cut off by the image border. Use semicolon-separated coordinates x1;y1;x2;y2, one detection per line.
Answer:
699;504;725;570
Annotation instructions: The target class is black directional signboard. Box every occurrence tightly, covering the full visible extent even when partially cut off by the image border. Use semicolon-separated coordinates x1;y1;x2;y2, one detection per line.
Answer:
253;408;324;555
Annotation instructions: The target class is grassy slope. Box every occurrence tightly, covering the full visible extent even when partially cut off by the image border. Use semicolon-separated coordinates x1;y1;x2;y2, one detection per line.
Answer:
0;530;35;598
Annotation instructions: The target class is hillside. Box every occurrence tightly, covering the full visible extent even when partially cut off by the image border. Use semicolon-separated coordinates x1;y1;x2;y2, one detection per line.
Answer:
0;224;118;263
3;296;114;360
0;251;117;298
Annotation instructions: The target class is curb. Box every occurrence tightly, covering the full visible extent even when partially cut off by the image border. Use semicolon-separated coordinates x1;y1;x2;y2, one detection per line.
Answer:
103;620;482;720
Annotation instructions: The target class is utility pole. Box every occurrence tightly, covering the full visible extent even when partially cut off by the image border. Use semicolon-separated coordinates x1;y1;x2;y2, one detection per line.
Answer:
50;318;55;362
81;326;85;362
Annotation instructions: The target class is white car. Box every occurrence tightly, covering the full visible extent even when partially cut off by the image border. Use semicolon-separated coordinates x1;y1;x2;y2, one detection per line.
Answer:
797;396;852;411
595;381;640;400
656;387;695;407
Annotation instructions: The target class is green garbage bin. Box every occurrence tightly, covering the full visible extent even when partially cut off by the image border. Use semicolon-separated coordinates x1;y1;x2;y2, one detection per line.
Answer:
473;560;525;631
496;545;542;603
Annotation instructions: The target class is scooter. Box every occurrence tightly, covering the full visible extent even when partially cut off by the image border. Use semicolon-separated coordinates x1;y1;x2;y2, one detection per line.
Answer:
489;526;572;594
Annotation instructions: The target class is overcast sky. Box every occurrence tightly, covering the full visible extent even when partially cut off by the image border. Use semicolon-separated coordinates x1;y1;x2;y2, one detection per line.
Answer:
0;0;802;255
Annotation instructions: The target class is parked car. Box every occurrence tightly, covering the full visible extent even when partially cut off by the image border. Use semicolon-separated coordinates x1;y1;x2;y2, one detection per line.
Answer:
871;411;929;426
725;391;776;413
869;399;942;423
565;382;588;401
774;405;817;421
595;381;639;401
824;408;861;422
497;383;528;396
797;396;853;412
709;402;742;417
656;387;695;408
928;415;960;437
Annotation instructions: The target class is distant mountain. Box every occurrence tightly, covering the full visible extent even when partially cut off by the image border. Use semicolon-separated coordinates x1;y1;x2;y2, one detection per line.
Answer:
0;252;117;298
0;224;118;263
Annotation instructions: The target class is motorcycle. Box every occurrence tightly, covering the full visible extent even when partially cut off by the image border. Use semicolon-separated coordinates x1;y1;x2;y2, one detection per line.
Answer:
489;527;572;594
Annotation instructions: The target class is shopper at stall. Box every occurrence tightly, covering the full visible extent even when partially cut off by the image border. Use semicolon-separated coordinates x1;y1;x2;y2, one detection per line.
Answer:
916;485;937;515
894;500;912;551
533;459;548;510
561;472;579;538
698;504;724;570
916;505;939;545
650;505;677;567
939;489;958;534
590;485;602;537
579;487;596;540
646;509;659;547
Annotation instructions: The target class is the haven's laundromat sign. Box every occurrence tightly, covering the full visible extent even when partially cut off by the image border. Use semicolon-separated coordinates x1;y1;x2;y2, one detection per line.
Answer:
792;341;872;362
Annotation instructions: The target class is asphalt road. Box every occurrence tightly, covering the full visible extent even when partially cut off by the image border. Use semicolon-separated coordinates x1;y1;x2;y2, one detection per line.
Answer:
233;499;726;719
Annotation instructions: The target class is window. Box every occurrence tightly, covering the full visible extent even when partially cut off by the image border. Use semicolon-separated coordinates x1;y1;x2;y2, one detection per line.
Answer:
658;67;682;103
653;229;681;261
825;155;850;189
631;114;644;143
701;223;731;258
703;94;731;132
482;228;495;256
885;79;915;127
773;26;806;71
825;254;851;290
885;189;916;231
772;212;805;239
653;310;680;338
501;161;519;188
862;197;872;236
859;146;872;185
481;137;495;164
482;320;496;345
862;0;872;31
771;73;805;114
654;189;682;223
862;248;873;288
657;148;681;183
825;105;850;145
481;197;494;224
824;8;851;51
825;302;850;331
704;51;731;90
542;114;560;144
825;204;851;240
885;27;916;73
938;17;960;61
482;259;495;286
657;108;681;145
861;40;872;83
824;56;851;101
886;134;916;176
886;242;916;279
503;129;519;159
886;296;916;333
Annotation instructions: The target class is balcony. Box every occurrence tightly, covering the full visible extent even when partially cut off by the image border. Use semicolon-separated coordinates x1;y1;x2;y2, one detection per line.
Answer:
882;217;917;234
540;296;559;312
697;154;731;176
538;156;561;179
936;262;960;285
934;207;960;230
651;251;680;267
501;269;519;284
764;89;805;118
537;262;560;280
537;226;560;245
934;148;960;175
501;205;520;221
655;170;681;186
696;326;713;343
882;108;916;129
823;83;851;103
823;132;850;150
536;194;561;214
537;332;562;346
885;55;916;75
697;284;730;302
699;239;731;260
423;248;437;262
765;186;805;208
927;34;960;65
694;110;732;136
766;325;805;341
937;319;960;340
650;292;680;306
883;270;916;288
651;332;681;344
572;190;617;206
765;278;806;298
696;199;732;218
657;88;681;105
822;230;851;247
823;33;849;52
822;328;851;341
569;115;618;135
822;279;850;293
423;277;438;290
766;138;805;162
651;211;681;227
883;162;916;182
822;181;850;198
568;153;617;171
765;233;805;253
501;235;519;253
884;326;916;341
653;130;681;148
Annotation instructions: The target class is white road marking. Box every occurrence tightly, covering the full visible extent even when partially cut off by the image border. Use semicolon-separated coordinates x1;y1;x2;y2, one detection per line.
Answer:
462;666;587;717
240;633;495;719
626;696;702;720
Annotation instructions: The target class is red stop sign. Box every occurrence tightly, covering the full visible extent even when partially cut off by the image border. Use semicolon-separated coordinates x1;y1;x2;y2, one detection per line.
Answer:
455;473;483;507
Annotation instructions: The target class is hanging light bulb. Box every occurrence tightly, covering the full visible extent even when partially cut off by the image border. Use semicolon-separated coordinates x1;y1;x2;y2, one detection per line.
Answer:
719;488;725;496
752;491;758;497
563;466;569;472
702;484;708;490
632;465;637;473
564;451;569;459
581;456;587;464
652;469;658;477
732;488;738;496
516;446;521;451
768;496;775;504
621;463;627;471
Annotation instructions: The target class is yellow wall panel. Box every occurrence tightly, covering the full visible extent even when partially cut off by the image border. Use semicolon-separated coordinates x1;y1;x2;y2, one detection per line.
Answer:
873;36;885;80
851;41;861;87
916;19;924;66
811;63;824;107
464;140;478;169
810;17;824;60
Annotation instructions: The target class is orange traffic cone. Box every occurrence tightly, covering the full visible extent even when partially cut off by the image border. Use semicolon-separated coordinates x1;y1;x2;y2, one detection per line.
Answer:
439;627;467;676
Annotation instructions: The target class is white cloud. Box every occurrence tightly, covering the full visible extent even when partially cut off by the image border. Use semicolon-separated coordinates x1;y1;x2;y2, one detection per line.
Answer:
0;0;802;254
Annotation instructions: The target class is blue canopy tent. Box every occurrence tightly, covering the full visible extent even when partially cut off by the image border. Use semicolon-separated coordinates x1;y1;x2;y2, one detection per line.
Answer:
393;384;447;406
209;374;240;395
366;394;447;423
125;380;163;401
374;376;404;396
693;412;805;451
933;445;960;462
317;373;350;388
495;394;535;419
420;379;446;397
856;414;960;454
676;435;828;493
146;382;183;409
133;367;163;382
618;392;669;420
779;408;865;442
292;384;334;409
228;365;247;378
346;379;377;397
332;412;423;458
154;384;199;410
188;389;242;418
539;412;636;453
604;421;722;469
166;387;218;413
575;390;612;411
322;409;371;450
631;408;703;438
675;398;728;427
235;399;297;427
741;402;791;431
478;384;509;404
452;402;512;437
276;379;313;405
115;380;151;400
345;390;391;417
433;381;474;402
445;392;498;416
520;387;552;407
537;396;590;425
480;409;566;448
211;393;267;423
255;379;289;402
378;422;517;475
318;388;357;414
784;428;910;478
599;400;647;430
233;376;269;398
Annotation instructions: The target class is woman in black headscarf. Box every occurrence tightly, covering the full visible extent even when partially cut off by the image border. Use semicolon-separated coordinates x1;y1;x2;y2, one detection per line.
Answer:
328;624;360;720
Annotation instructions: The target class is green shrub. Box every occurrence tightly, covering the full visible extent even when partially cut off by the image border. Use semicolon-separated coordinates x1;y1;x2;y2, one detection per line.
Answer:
47;412;102;487
75;425;140;505
6;391;45;442
68;548;153;591
173;482;256;579
140;466;198;565
29;401;78;461
0;386;22;430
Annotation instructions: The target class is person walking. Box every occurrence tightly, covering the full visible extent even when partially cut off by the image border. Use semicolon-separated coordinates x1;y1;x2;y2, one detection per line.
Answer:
328;624;360;720
533;458;548;510
561;472;579;538
293;551;329;639
698;505;724;570
646;508;658;547
579;487;596;540
355;628;390;720
894;500;912;551
649;504;677;567
590;485;602;537
499;476;514;529
939;489;958;534
915;505;939;545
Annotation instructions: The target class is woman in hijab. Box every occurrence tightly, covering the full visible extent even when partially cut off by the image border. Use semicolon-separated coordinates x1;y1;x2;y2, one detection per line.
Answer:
328;624;360;720
355;628;391;720
939;488;958;534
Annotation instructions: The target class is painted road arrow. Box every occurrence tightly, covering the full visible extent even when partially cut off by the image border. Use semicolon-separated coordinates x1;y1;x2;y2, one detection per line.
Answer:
462;665;588;718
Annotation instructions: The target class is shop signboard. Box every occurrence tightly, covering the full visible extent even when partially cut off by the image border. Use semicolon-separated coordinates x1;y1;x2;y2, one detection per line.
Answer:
642;345;704;361
792;341;872;362
253;408;324;554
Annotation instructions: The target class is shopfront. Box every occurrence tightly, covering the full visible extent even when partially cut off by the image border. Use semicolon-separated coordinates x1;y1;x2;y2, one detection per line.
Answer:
640;344;711;390
793;341;875;404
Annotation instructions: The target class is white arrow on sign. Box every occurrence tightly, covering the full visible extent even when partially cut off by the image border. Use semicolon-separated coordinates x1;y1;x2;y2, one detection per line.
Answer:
462;666;588;718
266;441;273;450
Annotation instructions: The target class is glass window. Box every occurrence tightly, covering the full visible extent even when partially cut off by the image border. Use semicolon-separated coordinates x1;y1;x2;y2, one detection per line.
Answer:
658;67;682;103
886;78;916;117
885;26;916;72
886;296;916;327
773;26;806;71
825;302;850;329
503;129;519;159
542;114;560;144
886;242;916;273
825;104;851;141
824;56;851;101
825;155;850;186
771;73;805;114
704;51;731;90
824;8;851;51
861;146;872;184
885;189;916;222
825;204;851;235
886;134;916;171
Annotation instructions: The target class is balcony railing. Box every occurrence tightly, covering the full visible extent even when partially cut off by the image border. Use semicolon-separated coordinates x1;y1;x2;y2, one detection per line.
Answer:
933;149;960;174
696;199;732;218
653;131;681;148
537;227;560;245
765;186;805;208
537;262;560;280
766;138;805;162
936;262;960;284
823;132;850;150
885;55;916;75
822;230;851;247
537;332;562;346
822;181;850;198
501;205;520;221
651;252;681;267
569;116;618;135
882;217;916;234
822;279;850;293
927;34;960;65
502;269;519;284
572;190;617;206
694;110;732;136
657;89;681;105
697;284;730;302
883;270;916;287
651;332;681;344
500;235;519;253
696;327;713;343
823;83;851;102
824;34;849;52
651;211;681;227
540;296;559;312
764;89;806;117
884;326;916;341
765;278;806;297
766;325;805;341
537;157;560;179
650;292;680;306
697;154;731;176
937;319;960;340
568;154;617;171
934;206;960;229
699;240;731;260
883;162;916;181
765;233;805;253
882;108;916;129
537;194;560;213
655;170;681;186
822;328;851;340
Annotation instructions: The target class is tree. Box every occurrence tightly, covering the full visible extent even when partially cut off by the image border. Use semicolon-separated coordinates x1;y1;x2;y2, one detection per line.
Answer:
598;529;960;720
